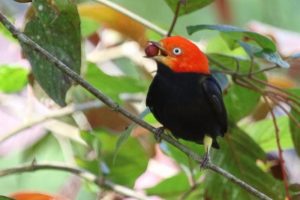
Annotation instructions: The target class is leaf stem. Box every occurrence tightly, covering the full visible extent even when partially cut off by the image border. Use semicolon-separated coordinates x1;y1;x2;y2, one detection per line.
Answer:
262;96;291;200
167;0;185;36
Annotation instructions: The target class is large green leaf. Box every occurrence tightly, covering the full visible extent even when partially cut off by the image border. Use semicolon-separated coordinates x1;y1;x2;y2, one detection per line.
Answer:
241;116;293;152
96;131;149;187
164;0;214;16
205;125;285;200
289;89;300;156
85;63;146;102
187;24;276;52
146;172;191;198
0;134;68;194
22;0;81;106
0;65;28;93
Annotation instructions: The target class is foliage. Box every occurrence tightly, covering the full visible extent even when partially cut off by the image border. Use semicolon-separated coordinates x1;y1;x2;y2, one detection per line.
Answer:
22;0;81;106
0;0;299;199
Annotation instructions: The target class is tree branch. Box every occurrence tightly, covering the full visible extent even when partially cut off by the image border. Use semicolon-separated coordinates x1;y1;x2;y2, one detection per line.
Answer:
0;162;148;200
95;0;168;36
0;12;272;200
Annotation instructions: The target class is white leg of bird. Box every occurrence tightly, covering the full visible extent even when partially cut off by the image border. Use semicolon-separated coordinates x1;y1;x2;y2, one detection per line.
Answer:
201;135;213;168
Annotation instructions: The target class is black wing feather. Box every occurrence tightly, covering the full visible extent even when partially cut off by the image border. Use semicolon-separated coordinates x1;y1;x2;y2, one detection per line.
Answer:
202;77;227;135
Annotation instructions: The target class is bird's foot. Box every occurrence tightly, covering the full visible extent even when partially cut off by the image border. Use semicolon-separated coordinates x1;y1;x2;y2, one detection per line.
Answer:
154;127;165;143
200;152;210;169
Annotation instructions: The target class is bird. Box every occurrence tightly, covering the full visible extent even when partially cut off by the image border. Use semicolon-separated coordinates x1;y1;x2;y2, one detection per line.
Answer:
145;36;227;165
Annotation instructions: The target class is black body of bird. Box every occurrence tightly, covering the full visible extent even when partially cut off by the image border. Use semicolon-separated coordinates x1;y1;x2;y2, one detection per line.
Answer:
146;62;227;148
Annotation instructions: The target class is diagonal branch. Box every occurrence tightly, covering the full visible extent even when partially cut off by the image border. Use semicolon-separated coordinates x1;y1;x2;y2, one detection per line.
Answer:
0;162;148;200
0;12;271;200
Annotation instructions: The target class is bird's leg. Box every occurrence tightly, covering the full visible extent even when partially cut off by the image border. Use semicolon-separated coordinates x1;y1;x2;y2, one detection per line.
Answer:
154;126;165;143
200;135;213;168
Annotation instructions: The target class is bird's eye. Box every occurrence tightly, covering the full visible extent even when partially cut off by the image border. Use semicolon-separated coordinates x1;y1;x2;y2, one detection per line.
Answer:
172;47;182;55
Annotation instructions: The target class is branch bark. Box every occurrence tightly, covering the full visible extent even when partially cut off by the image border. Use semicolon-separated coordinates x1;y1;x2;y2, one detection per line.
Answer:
0;12;272;200
0;162;148;200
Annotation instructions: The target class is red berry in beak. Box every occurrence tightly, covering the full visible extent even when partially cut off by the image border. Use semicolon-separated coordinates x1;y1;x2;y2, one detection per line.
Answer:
145;43;159;57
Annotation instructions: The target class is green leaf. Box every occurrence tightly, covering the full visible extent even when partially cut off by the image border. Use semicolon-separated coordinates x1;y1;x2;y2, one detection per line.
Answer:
22;0;81;106
162;140;204;167
239;41;289;68
187;24;276;52
0;134;69;194
113;108;150;163
0;65;28;93
146;172;190;198
289;89;300;156
164;0;214;16
205;125;285;200
241;116;293;152
85;63;146;102
224;83;261;123
96;131;149;187
0;23;17;42
80;16;100;37
0;196;14;200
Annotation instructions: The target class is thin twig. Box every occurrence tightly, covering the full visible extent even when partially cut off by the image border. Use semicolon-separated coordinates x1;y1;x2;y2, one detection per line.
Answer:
0;11;272;200
167;0;186;36
0;162;148;200
262;96;291;200
0;100;102;143
94;0;167;36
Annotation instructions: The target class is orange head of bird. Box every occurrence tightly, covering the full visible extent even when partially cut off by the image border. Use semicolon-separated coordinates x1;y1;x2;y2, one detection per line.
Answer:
145;36;209;74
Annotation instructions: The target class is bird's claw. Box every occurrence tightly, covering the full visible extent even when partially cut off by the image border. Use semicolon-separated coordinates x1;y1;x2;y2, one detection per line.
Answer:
154;127;165;143
200;152;210;169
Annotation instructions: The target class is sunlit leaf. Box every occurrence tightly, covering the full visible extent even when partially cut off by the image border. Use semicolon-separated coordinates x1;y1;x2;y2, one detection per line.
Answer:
241;116;293;152
0;65;28;93
0;23;17;42
187;24;276;52
80;16;100;37
0;134;68;194
85;63;146;102
78;3;146;45
146;172;190;198
22;0;81;106
164;0;214;16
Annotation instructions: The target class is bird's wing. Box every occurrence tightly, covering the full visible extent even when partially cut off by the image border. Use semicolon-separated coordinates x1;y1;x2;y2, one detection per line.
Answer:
201;76;228;135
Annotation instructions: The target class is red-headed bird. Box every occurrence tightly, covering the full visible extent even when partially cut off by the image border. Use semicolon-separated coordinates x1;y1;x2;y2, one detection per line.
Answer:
145;36;227;164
